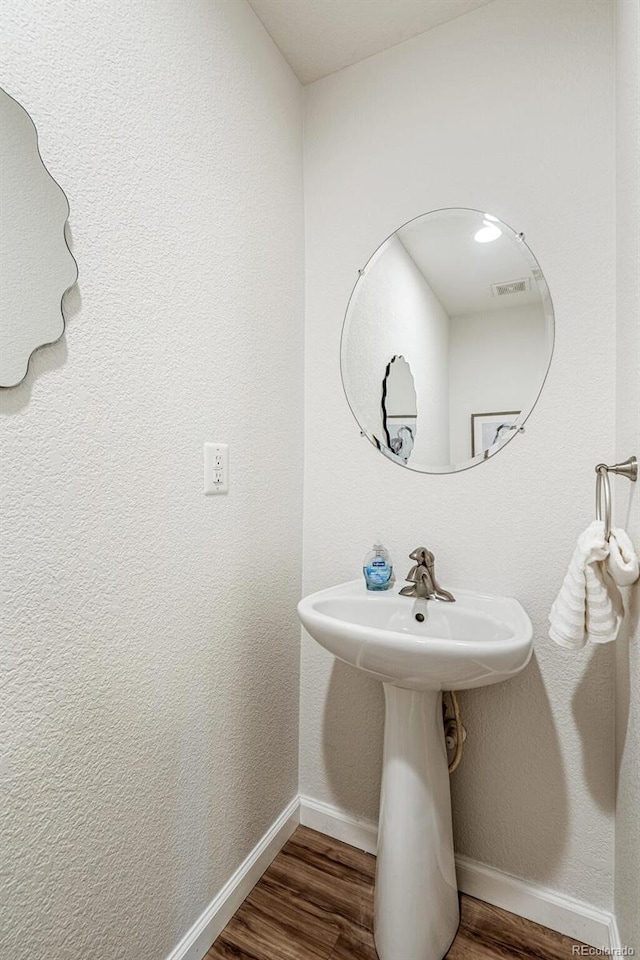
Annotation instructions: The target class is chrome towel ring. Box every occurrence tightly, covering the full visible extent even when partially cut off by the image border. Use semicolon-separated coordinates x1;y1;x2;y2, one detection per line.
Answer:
595;456;637;539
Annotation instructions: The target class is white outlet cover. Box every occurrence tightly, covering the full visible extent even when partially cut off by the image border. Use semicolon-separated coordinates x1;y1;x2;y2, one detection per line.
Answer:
204;443;228;495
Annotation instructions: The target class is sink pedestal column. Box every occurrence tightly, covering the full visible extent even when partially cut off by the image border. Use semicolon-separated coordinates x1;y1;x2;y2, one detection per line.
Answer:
374;685;459;960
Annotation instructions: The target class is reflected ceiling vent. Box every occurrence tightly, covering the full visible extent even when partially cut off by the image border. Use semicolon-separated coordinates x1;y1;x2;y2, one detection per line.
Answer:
491;278;530;297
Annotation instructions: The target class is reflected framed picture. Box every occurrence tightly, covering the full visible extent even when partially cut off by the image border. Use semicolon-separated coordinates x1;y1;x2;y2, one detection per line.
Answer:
385;415;416;464
471;411;521;458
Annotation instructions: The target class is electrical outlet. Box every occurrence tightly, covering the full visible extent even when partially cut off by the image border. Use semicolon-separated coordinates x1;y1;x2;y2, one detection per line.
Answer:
204;443;228;495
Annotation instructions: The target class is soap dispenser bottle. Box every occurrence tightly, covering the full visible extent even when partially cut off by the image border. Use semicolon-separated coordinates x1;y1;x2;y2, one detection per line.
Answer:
363;541;394;591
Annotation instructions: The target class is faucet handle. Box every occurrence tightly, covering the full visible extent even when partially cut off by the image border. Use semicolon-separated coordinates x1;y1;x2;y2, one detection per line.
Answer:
409;547;435;566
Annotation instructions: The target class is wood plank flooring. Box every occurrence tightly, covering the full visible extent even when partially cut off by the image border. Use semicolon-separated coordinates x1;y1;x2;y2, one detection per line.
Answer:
207;826;586;960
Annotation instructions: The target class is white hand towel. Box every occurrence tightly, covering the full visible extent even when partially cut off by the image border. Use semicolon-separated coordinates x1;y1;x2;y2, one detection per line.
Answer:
549;520;624;650
607;527;640;586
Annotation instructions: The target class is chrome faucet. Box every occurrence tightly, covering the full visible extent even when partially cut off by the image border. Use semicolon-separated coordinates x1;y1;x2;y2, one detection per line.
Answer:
399;547;456;602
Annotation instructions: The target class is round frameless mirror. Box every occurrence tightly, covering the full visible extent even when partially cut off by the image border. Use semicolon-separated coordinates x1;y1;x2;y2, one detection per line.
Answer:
340;208;554;473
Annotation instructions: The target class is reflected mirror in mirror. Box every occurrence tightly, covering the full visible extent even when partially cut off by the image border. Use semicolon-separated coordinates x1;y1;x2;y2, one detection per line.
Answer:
341;208;554;473
0;87;77;388
382;355;417;464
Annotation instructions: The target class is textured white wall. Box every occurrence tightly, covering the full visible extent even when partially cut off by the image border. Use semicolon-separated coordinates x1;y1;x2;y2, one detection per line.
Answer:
0;2;303;959
614;0;640;951
302;0;616;910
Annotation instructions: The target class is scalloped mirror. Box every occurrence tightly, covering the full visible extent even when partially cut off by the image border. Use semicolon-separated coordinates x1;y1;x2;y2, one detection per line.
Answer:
341;208;554;473
0;87;77;388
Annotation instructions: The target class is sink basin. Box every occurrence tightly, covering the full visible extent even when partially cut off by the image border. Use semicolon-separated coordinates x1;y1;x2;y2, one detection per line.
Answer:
297;579;533;690
297;578;533;960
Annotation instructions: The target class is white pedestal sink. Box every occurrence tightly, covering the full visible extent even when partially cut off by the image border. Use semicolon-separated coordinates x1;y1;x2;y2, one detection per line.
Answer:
297;580;533;960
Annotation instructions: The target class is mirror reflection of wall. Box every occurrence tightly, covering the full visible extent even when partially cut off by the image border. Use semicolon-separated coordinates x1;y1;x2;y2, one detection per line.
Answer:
447;303;548;464
341;208;554;474
0;87;77;388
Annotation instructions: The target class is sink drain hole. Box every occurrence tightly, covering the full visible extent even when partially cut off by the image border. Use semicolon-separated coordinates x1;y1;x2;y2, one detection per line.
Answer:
415;612;425;622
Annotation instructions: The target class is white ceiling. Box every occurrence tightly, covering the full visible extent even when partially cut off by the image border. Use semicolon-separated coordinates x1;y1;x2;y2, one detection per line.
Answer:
398;214;540;315
247;0;495;84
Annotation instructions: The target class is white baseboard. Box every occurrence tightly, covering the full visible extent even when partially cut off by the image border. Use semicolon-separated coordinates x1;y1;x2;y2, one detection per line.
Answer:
455;854;616;951
165;796;299;960
299;796;618;953
299;794;378;854
608;916;623;953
